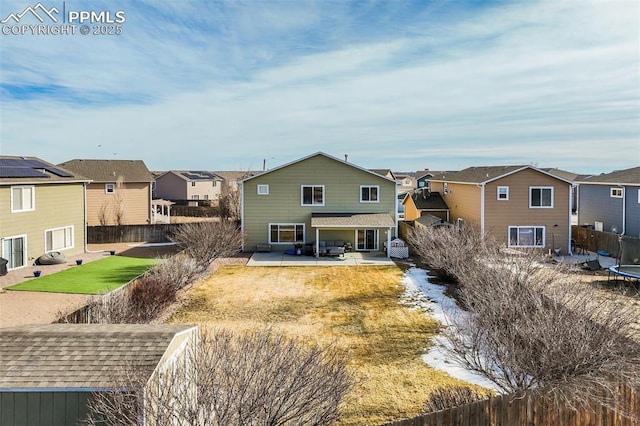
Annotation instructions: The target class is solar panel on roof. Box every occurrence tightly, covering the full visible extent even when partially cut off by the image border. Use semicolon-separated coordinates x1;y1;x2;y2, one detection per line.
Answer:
0;167;49;178
44;166;74;178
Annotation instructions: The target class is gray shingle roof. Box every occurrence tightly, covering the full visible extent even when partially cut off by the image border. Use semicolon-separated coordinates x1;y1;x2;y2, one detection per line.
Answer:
58;159;153;183
405;191;449;210
578;166;640;185
428;166;527;183
0;324;195;389
311;213;395;228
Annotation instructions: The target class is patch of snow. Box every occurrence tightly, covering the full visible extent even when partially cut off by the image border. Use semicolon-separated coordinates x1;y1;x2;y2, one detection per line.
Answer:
401;266;502;392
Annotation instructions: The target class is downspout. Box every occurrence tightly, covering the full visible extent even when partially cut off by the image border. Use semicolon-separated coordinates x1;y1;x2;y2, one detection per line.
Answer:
479;183;485;237
620;185;626;235
568;184;574;254
83;181;88;253
240;182;245;251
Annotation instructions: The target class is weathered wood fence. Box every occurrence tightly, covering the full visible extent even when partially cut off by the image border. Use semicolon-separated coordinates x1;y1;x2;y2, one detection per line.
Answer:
87;224;185;244
385;384;639;426
572;226;626;258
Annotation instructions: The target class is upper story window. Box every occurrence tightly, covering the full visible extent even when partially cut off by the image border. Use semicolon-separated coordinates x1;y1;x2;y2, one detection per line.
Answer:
257;184;269;195
105;183;115;194
11;186;35;212
360;185;379;203
443;183;449;194
497;186;509;200
529;186;553;208
212;181;217;187
610;188;623;198
191;181;196;187
301;185;324;206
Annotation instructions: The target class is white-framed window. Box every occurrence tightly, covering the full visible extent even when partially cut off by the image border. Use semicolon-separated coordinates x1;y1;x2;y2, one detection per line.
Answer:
2;235;27;269
269;223;305;244
192;194;199;200
257;184;269;195
11;186;35;212
418;181;425;187
497;186;509;200
529;187;553;208
212;181;217;187
301;185;324;206
105;183;115;194
191;181;196;187
508;226;545;248
356;229;378;250
360;185;379;203
443;183;449;194
45;226;74;252
204;194;209;200
610;188;623;198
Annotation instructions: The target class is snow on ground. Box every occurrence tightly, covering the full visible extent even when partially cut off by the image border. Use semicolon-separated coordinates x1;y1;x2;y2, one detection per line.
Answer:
401;266;502;392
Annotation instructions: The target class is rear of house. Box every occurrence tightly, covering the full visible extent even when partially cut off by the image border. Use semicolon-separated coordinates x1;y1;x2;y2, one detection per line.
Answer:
242;152;397;255
430;166;572;253
154;170;223;205
0;156;88;271
59;159;154;226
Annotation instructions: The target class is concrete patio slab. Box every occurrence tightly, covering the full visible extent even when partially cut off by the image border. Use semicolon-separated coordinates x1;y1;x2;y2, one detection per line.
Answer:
247;251;396;267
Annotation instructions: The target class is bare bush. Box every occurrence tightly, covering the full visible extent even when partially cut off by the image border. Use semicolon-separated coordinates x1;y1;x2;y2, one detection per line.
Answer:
423;386;487;413
87;328;354;426
218;181;241;222
169;221;242;270
409;225;640;416
144;254;200;291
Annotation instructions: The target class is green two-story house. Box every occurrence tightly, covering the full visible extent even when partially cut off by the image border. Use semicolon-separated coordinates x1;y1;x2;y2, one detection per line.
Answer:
241;152;397;256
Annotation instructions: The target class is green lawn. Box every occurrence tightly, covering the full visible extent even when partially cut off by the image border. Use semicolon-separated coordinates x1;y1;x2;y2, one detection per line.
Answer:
7;256;159;294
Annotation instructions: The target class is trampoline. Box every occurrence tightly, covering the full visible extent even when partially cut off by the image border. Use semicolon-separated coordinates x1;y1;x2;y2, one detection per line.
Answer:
609;265;640;281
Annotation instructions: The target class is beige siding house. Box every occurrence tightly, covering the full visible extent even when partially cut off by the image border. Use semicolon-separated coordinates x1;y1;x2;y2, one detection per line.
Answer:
242;153;397;256
154;170;223;205
59;159;154;226
429;166;573;253
0;156;89;270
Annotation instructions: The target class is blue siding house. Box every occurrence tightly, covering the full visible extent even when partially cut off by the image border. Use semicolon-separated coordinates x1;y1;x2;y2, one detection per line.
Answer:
577;167;640;238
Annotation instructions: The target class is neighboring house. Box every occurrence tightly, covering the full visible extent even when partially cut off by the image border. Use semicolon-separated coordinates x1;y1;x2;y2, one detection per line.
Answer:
370;169;397;181
394;173;416;195
154;170;224;205
415;170;449;190
0;324;197;425
59;159;154;226
241;152;397;256
576;166;640;238
0;156;89;270
542;167;581;213
402;190;450;222
214;171;259;192
429;166;573;253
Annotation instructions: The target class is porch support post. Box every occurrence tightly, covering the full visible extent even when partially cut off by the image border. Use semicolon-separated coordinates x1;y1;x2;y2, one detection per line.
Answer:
315;228;319;258
386;227;391;257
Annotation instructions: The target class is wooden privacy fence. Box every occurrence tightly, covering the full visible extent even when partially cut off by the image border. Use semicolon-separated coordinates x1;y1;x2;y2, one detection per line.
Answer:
385;384;639;426
572;226;627;258
88;224;185;243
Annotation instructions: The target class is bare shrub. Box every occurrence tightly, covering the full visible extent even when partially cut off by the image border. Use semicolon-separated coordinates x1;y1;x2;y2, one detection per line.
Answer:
169;221;242;270
408;225;640;416
218;181;241;222
87;328;354;426
423;386;487;413
144;254;200;291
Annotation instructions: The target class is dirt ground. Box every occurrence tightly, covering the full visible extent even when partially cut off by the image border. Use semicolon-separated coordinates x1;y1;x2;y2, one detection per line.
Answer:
0;243;181;328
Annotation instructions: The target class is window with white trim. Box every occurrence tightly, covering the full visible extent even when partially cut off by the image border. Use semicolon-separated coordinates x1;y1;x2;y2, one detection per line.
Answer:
509;226;545;248
191;181;196;187
105;183;115;194
269;224;304;244
301;185;324;206
360;185;379;202
45;226;74;252
497;186;509;200
257;184;269;195
443;183;448;194
192;194;199;200
529;187;553;208
11;186;35;212
610;188;623;198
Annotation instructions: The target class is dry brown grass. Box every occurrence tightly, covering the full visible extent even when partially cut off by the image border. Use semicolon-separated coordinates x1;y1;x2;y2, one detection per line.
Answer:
170;265;478;425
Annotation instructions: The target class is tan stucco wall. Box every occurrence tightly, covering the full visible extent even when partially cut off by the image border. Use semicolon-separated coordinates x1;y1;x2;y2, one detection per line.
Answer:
86;182;150;225
0;183;86;267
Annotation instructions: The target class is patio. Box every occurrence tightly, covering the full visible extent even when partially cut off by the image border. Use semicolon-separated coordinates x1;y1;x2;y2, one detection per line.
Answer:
247;251;396;267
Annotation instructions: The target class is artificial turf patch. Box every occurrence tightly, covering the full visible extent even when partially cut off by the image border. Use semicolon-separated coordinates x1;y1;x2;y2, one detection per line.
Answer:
7;256;159;294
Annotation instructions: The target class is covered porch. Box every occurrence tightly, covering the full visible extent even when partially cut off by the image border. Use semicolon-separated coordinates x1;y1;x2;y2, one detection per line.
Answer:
310;213;396;258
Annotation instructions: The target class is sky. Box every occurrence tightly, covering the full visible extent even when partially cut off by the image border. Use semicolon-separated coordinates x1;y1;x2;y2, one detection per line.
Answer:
0;0;638;174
